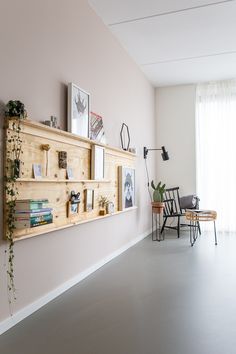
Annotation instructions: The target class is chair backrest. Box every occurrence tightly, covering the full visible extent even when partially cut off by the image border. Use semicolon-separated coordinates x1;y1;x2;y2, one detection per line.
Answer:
163;187;182;216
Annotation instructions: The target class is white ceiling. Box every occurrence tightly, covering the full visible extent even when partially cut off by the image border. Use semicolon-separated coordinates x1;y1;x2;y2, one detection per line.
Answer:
88;0;236;87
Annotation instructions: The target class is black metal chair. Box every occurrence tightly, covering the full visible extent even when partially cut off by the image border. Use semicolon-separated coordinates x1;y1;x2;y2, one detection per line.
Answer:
160;187;200;238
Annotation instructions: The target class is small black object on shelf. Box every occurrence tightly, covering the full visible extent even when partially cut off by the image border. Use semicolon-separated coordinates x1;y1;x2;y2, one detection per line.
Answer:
70;191;81;204
120;123;130;151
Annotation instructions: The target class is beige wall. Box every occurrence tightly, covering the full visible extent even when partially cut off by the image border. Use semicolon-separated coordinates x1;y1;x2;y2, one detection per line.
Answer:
0;0;155;323
155;85;196;196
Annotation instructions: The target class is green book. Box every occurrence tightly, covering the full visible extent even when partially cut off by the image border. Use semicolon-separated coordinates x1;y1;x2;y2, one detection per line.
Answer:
30;214;53;223
15;200;49;211
15;214;53;229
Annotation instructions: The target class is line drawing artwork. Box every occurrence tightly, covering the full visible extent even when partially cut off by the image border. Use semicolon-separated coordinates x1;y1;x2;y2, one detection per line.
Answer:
124;170;134;208
68;83;90;138
75;92;87;115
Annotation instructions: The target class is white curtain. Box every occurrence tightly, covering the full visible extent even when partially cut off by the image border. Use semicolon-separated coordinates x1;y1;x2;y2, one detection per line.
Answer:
196;80;236;232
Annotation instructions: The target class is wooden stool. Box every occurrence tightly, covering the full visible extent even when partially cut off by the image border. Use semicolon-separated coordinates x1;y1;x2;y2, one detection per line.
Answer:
185;210;217;246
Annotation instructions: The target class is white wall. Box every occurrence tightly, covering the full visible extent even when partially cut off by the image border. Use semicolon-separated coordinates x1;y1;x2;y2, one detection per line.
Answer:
0;0;155;327
155;85;196;196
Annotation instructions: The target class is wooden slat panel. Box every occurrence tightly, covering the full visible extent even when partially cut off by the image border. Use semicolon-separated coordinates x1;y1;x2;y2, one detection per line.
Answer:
4;119;136;241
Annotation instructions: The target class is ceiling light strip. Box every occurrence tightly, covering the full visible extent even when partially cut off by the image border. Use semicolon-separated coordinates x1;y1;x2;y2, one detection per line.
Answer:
109;0;235;26
141;50;236;66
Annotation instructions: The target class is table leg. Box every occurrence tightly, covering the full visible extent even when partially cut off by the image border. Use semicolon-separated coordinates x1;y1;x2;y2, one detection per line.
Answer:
214;221;217;245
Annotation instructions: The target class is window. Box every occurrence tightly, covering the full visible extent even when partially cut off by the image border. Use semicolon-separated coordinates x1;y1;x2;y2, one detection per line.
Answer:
196;80;236;232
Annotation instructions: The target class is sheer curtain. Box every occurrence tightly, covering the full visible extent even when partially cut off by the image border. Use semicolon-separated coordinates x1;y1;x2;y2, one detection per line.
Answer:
196;80;236;232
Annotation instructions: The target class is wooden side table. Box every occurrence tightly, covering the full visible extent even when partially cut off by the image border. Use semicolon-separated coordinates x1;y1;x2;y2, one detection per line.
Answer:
185;209;217;246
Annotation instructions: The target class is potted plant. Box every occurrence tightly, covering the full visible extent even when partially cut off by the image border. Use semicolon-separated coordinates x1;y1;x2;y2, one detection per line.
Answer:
151;181;166;213
5;100;27;120
98;196;109;216
5;100;27;178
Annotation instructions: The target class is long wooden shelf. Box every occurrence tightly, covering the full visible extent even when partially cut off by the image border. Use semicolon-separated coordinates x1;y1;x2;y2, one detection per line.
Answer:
4;118;136;241
16;178;111;183
14;207;138;242
17;119;136;158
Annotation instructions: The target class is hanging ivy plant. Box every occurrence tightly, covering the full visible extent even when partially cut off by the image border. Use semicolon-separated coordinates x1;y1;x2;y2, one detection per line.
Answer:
4;100;27;303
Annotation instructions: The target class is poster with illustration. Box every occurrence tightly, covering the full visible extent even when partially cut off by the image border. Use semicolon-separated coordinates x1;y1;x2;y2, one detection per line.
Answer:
67;83;90;138
90;112;106;144
118;166;135;211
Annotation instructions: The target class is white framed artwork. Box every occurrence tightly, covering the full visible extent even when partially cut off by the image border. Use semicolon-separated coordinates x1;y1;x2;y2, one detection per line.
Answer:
66;167;74;180
84;189;94;212
67;83;90;138
118;166;135;211
91;145;105;180
33;163;42;179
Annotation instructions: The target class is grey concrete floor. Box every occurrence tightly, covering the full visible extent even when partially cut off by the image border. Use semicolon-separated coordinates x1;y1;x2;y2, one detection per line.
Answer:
0;231;236;354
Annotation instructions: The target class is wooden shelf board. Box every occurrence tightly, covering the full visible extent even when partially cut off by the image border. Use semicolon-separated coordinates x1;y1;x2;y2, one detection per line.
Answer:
7;119;136;158
13;207;138;242
16;178;111;183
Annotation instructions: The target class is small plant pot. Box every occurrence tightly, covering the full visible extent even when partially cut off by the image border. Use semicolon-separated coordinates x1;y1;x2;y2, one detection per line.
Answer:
152;202;165;214
99;209;106;216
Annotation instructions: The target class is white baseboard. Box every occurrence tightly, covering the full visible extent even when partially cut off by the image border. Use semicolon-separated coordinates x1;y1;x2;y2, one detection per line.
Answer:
0;228;151;335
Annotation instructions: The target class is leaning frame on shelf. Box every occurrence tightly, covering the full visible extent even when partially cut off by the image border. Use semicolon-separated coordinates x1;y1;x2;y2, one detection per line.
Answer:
3;119;136;241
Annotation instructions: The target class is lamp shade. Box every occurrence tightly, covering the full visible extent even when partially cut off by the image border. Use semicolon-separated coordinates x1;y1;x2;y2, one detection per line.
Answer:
161;146;169;161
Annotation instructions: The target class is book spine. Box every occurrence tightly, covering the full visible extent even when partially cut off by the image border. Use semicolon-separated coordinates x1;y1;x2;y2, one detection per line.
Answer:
30;203;48;210
14;215;53;229
31;211;51;217
15;208;52;214
31;219;53;228
15;211;52;218
30;215;53;223
15;203;48;210
16;199;49;203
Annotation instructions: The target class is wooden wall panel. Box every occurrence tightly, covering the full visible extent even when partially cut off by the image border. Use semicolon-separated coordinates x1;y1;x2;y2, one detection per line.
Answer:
4;120;136;241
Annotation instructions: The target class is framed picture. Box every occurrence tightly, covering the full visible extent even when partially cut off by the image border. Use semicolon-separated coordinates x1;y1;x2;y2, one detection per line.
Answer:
118;166;135;211
90;112;106;144
85;189;94;212
66;167;74;180
67;83;90;138
67;201;79;217
91;145;105;180
33;163;42;179
58;151;67;169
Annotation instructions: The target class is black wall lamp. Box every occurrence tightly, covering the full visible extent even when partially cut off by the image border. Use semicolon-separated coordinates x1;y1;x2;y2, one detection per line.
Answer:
143;146;169;161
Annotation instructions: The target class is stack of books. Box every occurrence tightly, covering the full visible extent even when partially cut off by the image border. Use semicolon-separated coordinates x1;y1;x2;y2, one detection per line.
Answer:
14;199;53;229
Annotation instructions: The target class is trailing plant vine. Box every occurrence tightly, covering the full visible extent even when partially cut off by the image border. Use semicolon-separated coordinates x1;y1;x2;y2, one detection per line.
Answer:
4;100;27;303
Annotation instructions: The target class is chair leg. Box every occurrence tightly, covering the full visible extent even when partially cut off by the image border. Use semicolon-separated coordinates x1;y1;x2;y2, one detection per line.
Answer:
161;217;167;234
194;221;198;242
152;211;154;241
177;216;180;238
190;220;193;246
214;221;217;245
198;221;201;235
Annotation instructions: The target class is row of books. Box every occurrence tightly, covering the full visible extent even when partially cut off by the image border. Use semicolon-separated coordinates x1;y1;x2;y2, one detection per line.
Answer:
14;199;53;229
